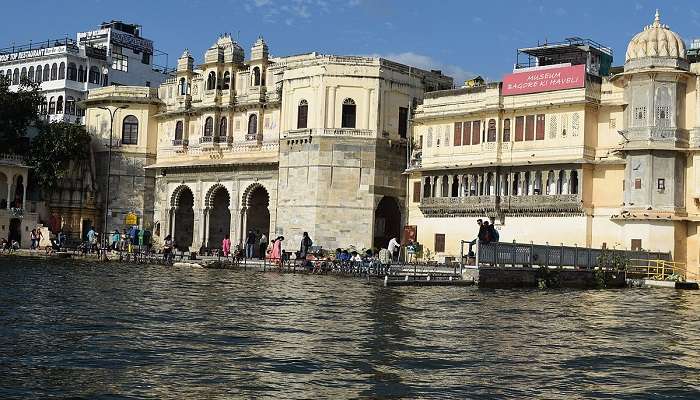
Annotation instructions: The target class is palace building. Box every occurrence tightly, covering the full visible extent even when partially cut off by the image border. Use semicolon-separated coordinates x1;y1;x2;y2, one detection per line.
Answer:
406;11;700;277
84;35;451;253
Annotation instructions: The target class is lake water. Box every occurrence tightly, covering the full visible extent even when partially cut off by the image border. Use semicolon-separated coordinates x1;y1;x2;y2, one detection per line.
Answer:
1;257;699;399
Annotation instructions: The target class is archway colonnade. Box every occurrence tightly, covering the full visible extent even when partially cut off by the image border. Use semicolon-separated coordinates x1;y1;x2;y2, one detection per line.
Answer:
164;181;273;252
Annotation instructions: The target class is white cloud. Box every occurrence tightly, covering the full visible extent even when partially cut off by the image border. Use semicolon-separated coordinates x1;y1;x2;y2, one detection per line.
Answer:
371;52;479;85
472;16;483;24
247;0;342;24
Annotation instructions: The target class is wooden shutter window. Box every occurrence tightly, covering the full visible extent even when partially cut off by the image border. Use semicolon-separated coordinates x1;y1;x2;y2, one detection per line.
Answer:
463;121;471;145
515;116;524;141
536;114;545;140
472;120;481;145
487;119;497;142
453;122;462;146
435;234;445;253
525;115;535;141
413;181;421;203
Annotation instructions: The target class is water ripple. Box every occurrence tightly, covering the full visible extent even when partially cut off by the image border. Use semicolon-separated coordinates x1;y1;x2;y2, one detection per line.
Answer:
1;257;699;399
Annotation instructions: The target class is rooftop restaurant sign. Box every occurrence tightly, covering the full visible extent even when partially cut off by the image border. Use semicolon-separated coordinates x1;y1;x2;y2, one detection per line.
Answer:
502;64;585;96
0;46;70;63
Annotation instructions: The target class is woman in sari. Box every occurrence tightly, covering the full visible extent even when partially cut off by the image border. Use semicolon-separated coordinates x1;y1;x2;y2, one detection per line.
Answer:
270;236;284;267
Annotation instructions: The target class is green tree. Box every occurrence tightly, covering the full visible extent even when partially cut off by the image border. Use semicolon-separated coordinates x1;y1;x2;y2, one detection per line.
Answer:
29;122;92;194
0;75;44;153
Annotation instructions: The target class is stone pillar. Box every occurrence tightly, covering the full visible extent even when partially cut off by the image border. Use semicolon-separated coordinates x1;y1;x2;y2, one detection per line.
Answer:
477;175;483;196
577;169;582;195
328;86;336;128
170;208;177;241
365;88;373;130
239;208;247;246
528;172;535;196
435;176;441;198
458;174;464;197
6;180;11;209
229;206;237;245
563;171;571;195
21;172;27;210
202;208;209;248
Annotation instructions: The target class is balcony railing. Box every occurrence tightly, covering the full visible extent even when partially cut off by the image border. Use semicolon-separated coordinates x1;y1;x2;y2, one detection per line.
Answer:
419;194;582;217
246;133;262;142
199;136;214;144
172;139;189;147
282;128;375;139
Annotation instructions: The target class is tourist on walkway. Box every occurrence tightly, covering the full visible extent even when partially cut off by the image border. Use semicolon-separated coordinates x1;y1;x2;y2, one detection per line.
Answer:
30;229;38;250
388;237;400;262
259;233;268;260
270;236;284;267
483;221;499;243
468;219;486;257
163;234;174;263
299;232;312;259
111;230;120;251
57;230;66;250
245;230;256;259
87;227;97;254
222;234;231;258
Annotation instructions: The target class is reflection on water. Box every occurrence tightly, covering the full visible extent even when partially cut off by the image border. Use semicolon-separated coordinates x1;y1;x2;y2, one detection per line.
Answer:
1;257;699;399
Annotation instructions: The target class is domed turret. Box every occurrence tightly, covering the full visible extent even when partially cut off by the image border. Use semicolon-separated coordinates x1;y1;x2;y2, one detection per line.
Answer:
177;48;194;72
624;10;687;71
217;34;244;64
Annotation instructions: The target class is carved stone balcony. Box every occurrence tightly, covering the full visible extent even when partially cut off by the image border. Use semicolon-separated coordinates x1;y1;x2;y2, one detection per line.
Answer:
246;133;262;142
420;196;498;217
500;194;583;215
199;136;214;144
419;194;582;217
171;139;189;147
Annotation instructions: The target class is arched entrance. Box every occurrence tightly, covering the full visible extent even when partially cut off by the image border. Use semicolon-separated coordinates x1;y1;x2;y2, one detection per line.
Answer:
172;186;194;251
242;184;270;250
206;185;231;251
373;196;401;249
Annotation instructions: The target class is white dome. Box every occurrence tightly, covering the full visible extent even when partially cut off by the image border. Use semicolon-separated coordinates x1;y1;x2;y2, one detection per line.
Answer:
625;10;686;62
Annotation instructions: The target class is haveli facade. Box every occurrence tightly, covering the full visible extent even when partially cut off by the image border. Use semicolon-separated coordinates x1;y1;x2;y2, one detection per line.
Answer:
406;11;700;278
84;35;451;253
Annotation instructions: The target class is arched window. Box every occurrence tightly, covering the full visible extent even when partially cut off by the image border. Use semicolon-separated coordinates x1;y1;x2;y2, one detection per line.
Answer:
423;178;432;198
570;170;579;195
503;118;511;142
66;96;75;115
222;71;231;90
27;67;34;82
178;78;187;95
207;71;216;90
203;117;214;136
77;65;84;82
341;98;356;128
50;63;58;80
20;67;27;81
297;99;308;129
175;121;184;140
487;119;497;142
5;69;10;82
40;98;48;114
48;97;56;114
56;96;64;114
122;116;139;145
248;114;257;135
12;68;19;85
58;62;65;79
252;67;261;86
88;66;100;84
219;117;227;137
67;63;77;81
43;64;50;81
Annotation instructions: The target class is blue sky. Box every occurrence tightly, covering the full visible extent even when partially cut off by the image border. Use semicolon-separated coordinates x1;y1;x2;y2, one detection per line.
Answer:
2;0;700;83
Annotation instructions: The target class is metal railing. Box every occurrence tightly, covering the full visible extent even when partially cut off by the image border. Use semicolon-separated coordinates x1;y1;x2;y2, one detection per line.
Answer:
475;241;671;270
627;259;698;282
171;139;189;146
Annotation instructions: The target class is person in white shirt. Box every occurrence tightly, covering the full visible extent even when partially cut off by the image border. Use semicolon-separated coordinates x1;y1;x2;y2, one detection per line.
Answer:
387;237;400;262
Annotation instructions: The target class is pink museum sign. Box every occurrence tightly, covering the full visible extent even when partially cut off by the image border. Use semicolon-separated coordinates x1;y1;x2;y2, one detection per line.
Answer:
502;64;586;96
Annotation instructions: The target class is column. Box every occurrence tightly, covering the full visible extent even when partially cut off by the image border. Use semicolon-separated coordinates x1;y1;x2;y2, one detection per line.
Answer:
6;180;11;209
528;172;535;196
328;86;336;128
21;172;27;210
435;176;442;197
239;208;247;246
229;206;237;245
202;208;209;248
365;88;372;130
317;78;326;130
458;174;464;197
477;175;483;196
170;208;177;241
563;171;571;195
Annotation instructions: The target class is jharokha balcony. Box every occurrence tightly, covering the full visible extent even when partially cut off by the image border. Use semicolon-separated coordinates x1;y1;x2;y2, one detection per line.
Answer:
419;194;583;217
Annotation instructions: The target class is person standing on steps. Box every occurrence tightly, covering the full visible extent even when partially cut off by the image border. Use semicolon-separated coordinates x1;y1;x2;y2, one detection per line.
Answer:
259;233;268;260
245;230;256;259
299;232;312;260
222;234;231;258
388;236;400;262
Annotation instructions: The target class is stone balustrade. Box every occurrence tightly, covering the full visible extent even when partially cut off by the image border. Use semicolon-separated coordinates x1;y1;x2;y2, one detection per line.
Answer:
419;194;582;217
282;128;375;139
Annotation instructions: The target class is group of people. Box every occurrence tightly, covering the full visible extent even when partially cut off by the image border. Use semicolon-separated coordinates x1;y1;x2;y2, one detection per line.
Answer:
243;230;269;259
468;218;500;256
109;226;151;253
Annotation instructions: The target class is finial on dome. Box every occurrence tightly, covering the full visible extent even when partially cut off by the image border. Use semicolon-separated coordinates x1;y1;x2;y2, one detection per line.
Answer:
653;9;660;26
